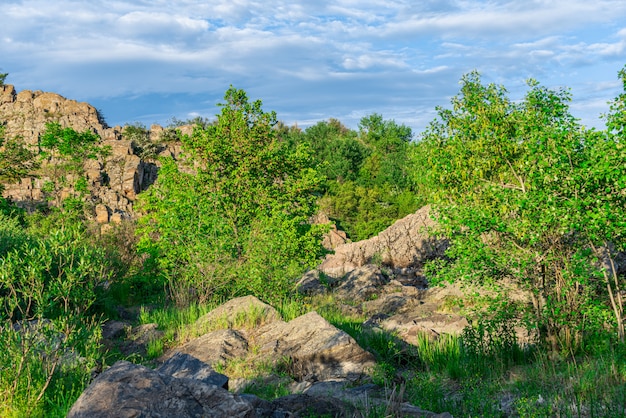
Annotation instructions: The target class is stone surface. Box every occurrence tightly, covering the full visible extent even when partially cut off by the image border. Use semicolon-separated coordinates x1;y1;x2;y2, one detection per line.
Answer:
162;297;376;383
253;311;376;381
319;205;447;278
73;294;455;418
243;393;356;417
311;211;348;250
0;84;187;220
295;269;327;296
67;360;255;418
334;264;389;301
101;320;129;340
157;352;229;389
195;295;282;329
94;204;109;224
163;328;249;366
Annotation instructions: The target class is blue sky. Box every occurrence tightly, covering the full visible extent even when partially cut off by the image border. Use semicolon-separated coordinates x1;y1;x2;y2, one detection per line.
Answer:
1;0;625;135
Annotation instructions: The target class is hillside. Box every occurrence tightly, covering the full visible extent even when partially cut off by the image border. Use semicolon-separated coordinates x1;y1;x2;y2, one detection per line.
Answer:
1;71;626;417
0;84;189;224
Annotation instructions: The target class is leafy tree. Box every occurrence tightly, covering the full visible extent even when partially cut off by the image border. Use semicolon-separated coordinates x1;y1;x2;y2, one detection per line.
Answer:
39;122;103;164
0;134;39;183
38;122;108;209
137;87;323;305
0;124;38;219
307;115;421;240
0;72;7;86
415;70;626;352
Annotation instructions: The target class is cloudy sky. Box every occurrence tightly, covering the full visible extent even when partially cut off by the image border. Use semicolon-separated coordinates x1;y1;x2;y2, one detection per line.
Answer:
1;1;625;135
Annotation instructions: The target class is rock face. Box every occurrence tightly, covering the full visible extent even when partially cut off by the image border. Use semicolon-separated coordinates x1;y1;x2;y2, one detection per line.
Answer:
319;205;447;278
299;207;469;344
0;85;106;145
0;84;183;223
72;296;454;417
252;311;376;381
67;360;255;418
157;352;229;389
165;296;376;382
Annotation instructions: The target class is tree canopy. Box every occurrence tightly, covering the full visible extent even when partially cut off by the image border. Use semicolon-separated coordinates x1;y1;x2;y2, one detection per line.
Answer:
137;87;324;305
413;68;626;351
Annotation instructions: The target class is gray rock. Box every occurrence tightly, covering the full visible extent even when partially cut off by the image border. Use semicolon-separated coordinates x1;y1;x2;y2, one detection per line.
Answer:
319;205;447;278
195;295;282;329
335;264;388;301
242;393;355;418
295;269;327;296
101;320;129;340
254;311;376;381
162;328;249;366
67;360;255;418
157;352;229;389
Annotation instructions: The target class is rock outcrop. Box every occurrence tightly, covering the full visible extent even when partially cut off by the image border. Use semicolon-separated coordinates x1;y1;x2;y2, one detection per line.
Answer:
0;84;106;145
164;296;376;382
0;84;184;223
67;360;255;418
76;296;452;417
318;205;447;278
299;206;470;345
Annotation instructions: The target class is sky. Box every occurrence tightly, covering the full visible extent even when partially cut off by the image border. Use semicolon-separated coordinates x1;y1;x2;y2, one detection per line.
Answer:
1;0;626;136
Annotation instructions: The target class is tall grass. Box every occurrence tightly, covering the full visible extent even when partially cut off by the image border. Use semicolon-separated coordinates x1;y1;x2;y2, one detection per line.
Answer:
0;317;102;417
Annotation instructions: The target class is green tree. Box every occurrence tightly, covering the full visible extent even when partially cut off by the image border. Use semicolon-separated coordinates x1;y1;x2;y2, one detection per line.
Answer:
122;122;164;160
38;122;108;209
295;119;367;184
282;115;422;241
39;122;103;164
0;124;38;218
415;70;626;352
137;87;323;305
0;72;7;86
0;134;39;183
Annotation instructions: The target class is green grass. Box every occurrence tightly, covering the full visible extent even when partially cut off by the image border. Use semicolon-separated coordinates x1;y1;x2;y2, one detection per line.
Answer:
239;376;292;400
309;294;626;417
8;289;621;417
137;301;219;358
136;296;310;360
0;317;102;418
400;344;626;417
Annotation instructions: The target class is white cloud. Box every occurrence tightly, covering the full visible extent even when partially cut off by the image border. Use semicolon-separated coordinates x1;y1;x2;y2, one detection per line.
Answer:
116;11;209;35
0;0;625;133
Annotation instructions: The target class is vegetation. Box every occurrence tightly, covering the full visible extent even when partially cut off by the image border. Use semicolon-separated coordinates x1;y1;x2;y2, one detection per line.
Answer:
136;87;324;306
414;70;626;354
0;66;625;416
38;122;110;210
284;115;422;240
121;122;165;160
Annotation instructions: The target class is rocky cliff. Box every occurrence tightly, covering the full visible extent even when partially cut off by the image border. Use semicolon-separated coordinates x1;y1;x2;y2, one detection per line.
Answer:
0;84;188;225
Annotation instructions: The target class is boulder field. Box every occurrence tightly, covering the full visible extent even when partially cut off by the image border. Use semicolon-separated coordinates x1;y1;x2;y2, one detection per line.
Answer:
69;209;462;417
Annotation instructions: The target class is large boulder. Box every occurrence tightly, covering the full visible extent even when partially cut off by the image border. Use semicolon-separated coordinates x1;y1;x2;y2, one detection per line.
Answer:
334;264;389;301
163;296;376;382
67;360;255;418
243;393;356;417
164;328;249;366
319;205;446;278
0;86;106;146
252;311;376;381
195;295;282;329
157;352;229;389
